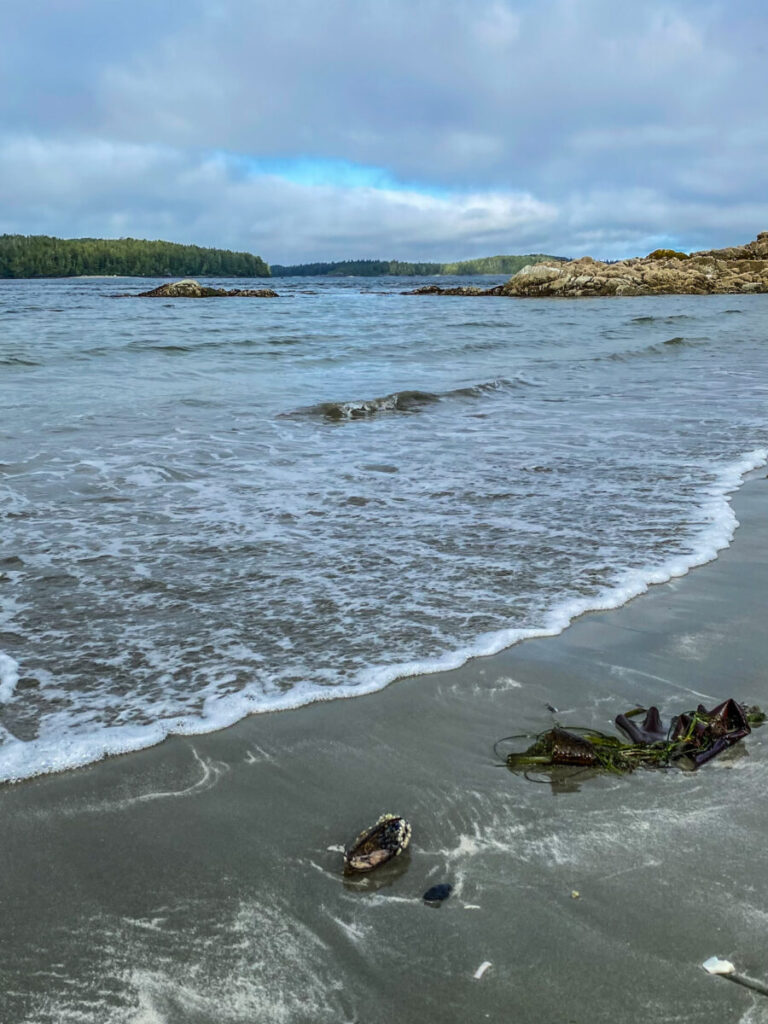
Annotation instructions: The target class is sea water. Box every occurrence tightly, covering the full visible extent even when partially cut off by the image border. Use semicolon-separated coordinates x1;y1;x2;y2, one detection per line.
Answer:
1;276;766;782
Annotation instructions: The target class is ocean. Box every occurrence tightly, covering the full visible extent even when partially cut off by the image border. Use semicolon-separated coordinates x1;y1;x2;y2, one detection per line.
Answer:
1;276;766;783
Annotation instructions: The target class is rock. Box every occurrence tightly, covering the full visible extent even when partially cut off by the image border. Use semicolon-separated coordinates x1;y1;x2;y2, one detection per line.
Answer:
343;813;412;874
137;279;278;298
401;284;504;296
514;263;562;284
16;676;41;690
500;233;768;297
423;883;453;904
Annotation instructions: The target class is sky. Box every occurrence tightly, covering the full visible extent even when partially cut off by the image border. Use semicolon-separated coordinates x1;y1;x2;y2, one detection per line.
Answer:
1;0;767;263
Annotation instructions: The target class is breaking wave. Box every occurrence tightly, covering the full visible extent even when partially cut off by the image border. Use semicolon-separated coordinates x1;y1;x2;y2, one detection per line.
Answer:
282;376;538;420
284;389;440;420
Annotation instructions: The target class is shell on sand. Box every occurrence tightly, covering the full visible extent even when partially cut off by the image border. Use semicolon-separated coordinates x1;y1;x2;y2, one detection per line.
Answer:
343;814;412;874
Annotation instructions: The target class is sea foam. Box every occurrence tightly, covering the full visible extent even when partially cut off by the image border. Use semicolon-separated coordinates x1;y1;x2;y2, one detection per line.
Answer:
2;282;767;785
0;447;763;785
0;652;19;703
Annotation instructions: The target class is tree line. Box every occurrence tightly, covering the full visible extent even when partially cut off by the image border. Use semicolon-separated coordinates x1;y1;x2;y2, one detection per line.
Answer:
271;254;564;277
0;235;270;278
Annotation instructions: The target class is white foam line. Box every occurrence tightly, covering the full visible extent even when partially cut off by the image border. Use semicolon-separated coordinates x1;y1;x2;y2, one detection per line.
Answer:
328;915;369;945
126;748;228;805
244;745;274;764
0;652;19;703
0;448;765;785
595;662;718;701
122;917;167;932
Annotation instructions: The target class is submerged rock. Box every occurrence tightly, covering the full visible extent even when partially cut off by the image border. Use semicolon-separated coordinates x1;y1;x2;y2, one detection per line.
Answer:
343;813;412;874
423;883;453;904
401;283;504;296
500;232;768;297
136;279;278;298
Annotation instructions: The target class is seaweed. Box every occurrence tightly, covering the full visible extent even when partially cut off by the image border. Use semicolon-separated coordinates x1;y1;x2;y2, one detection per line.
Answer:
497;700;765;776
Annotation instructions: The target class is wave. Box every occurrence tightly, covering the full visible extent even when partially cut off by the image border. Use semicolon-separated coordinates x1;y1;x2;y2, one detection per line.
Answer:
0;355;41;367
56;334;309;363
0;447;764;785
450;320;517;329
125;336;304;354
454;375;540;394
130;343;192;354
630;314;697;324
282;376;537;421
284;389;440;420
602;336;707;362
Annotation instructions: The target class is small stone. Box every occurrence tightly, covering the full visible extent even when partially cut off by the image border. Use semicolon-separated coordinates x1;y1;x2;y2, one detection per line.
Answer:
423;883;453;904
16;677;41;690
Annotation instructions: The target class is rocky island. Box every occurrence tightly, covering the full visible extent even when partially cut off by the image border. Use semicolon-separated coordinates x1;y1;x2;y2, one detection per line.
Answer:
405;232;768;298
136;279;278;297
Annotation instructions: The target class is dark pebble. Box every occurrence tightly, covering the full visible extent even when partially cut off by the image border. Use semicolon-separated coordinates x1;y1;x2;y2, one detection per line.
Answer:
423;883;453;904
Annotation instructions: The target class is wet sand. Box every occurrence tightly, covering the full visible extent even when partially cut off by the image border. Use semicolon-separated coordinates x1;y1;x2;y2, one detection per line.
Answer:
2;475;768;1024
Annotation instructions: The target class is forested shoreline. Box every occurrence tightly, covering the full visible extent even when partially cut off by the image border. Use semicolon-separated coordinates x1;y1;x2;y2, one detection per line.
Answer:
0;236;270;278
271;254;564;276
0;235;566;280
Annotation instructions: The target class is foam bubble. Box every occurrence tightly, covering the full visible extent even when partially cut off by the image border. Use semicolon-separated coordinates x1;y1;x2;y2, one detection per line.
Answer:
0;651;19;703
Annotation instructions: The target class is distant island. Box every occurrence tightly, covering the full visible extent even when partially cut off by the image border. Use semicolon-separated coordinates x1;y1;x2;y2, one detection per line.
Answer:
270;254;565;277
0;235;270;279
0;236;571;280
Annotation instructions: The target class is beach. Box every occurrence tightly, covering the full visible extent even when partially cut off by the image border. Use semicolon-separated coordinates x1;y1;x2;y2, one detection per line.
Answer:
2;471;767;1023
5;2;768;1020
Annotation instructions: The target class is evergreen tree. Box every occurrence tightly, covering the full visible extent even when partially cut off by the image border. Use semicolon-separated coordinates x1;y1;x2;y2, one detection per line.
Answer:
0;235;271;278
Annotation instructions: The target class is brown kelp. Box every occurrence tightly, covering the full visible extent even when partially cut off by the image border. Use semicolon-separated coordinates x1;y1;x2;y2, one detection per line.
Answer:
498;700;765;775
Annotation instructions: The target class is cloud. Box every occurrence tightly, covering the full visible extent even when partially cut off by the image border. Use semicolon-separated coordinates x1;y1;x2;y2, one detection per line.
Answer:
2;135;767;262
1;0;768;258
0;136;559;261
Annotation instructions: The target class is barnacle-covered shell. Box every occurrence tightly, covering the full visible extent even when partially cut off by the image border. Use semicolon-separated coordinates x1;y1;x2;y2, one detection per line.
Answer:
547;727;600;766
343;813;412;874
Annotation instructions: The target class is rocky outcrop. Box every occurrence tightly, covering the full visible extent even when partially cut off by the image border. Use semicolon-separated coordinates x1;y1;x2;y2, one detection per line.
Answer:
501;233;768;297
401;283;503;296
137;279;278;298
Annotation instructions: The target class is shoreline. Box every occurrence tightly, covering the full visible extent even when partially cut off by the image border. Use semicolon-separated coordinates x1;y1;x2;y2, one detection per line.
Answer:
2;447;765;786
2;476;768;1021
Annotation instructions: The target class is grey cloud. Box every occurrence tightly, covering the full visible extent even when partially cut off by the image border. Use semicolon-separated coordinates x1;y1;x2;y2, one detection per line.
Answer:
2;137;767;262
92;0;768;193
0;137;557;260
2;1;768;257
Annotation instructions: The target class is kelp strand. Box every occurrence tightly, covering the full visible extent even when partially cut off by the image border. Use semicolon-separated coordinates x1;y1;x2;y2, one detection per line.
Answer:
499;701;765;776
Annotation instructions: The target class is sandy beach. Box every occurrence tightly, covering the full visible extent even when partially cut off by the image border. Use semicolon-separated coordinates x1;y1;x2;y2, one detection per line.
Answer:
2;472;768;1024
